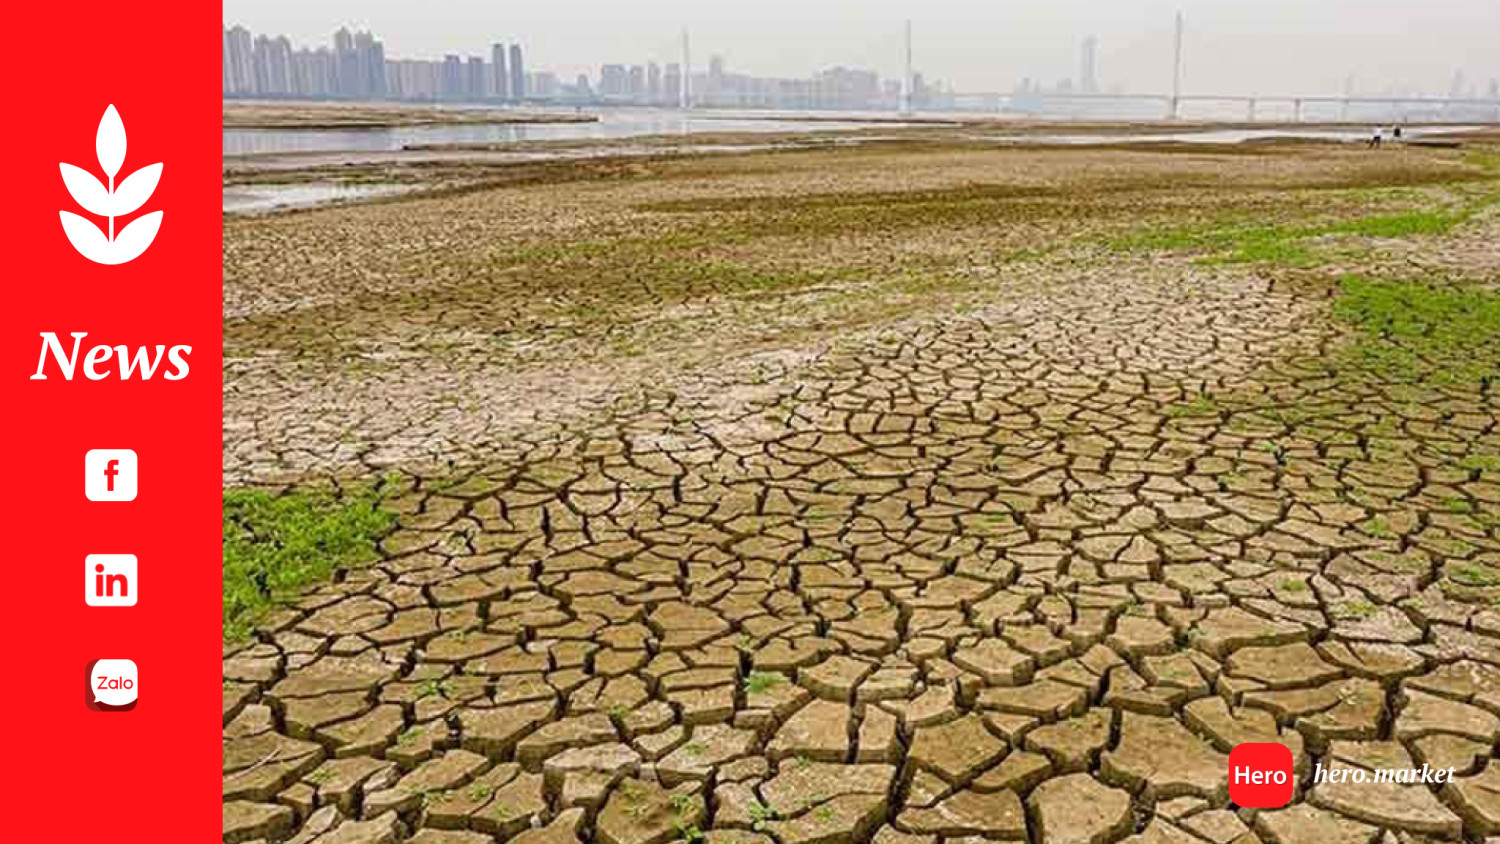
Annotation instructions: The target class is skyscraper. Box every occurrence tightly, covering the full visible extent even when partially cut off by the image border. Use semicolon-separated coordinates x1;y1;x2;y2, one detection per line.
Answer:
1080;36;1099;94
491;44;509;100
354;30;387;98
665;63;683;107
648;62;663;105
334;27;358;97
252;35;274;93
224;26;255;94
1450;70;1468;99
600;64;628;98
468;56;486;100
509;44;526;100
442;55;464;100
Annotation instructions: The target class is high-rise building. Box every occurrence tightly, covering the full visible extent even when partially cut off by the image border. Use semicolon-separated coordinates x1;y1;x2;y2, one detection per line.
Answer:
334;27;358;97
509;44;526;100
1080;36;1099;94
491;44;510;100
600;64;628;98
530;72;559;98
354;30;387;98
647;62;663;105
442;55;464;100
224;26;255;94
467;57;486;100
708;55;725;99
1450;70;1468;99
664;63;683;107
252;35;274;93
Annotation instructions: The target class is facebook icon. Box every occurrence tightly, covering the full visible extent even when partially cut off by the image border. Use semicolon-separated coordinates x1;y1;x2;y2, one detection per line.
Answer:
85;449;138;501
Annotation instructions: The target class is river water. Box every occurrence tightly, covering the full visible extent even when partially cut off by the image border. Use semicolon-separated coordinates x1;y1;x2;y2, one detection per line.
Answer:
224;108;899;156
222;108;1477;214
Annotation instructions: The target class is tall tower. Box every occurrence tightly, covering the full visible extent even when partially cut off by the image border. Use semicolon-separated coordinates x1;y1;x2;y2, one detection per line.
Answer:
1080;36;1098;94
681;28;692;109
509;43;526;101
1170;12;1184;120
492;44;510;100
902;20;913;115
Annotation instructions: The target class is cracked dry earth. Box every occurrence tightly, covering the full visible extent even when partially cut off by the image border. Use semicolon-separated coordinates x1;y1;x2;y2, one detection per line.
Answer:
224;141;1500;844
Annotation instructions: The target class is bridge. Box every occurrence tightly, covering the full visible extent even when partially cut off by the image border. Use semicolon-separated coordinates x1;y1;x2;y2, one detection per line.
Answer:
949;91;1500;123
940;12;1499;124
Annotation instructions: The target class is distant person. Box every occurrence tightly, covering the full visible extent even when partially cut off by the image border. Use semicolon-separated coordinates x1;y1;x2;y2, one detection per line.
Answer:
1368;126;1384;149
1393;125;1403;141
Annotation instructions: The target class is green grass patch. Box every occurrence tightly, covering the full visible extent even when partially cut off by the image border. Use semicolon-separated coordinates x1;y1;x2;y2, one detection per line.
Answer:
1112;193;1493;267
1324;208;1476;239
1332;276;1500;384
223;484;396;641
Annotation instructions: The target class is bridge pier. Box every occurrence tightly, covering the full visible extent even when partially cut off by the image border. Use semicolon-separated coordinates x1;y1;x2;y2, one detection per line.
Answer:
1293;99;1303;123
1247;99;1256;122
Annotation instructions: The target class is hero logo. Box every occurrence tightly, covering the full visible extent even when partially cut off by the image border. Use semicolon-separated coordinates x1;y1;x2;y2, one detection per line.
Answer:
59;104;163;265
29;332;191;381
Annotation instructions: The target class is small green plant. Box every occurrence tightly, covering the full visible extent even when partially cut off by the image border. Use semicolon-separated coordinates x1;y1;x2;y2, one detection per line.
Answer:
1336;601;1378;621
749;802;778;831
1361;517;1395;539
743;672;785;695
1277;580;1309;593
415;678;450;700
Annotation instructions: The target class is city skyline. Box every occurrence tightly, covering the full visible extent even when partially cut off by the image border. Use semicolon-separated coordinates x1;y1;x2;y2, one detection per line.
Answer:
223;24;953;111
222;0;1498;99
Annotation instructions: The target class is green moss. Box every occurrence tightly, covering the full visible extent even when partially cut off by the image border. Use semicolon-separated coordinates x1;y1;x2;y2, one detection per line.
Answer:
223;483;396;641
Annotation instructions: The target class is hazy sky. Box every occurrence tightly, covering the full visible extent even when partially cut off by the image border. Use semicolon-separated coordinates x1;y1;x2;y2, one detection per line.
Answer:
224;0;1499;97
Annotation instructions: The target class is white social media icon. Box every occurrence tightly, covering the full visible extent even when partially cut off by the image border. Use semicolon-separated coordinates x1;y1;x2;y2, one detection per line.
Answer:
91;659;138;707
85;449;137;501
86;554;137;607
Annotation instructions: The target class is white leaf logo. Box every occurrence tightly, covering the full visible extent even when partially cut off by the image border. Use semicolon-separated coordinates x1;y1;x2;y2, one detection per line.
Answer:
59;104;163;265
